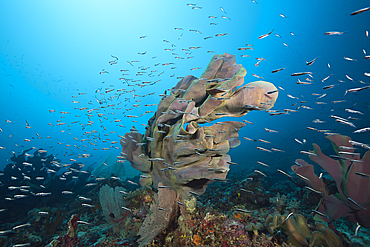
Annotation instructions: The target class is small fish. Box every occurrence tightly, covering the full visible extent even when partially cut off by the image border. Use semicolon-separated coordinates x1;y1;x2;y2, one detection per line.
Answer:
325;31;346;35
279;13;287;18
256;147;272;152
252;74;264;79
277;169;292;178
355;224;362;237
350;6;370;16
287;94;299;99
221;16;231;20
300;150;317;156
77;220;91;225
240;188;254;195
353;127;370;133
82;204;96;208
266;89;279;94
345;85;370;95
282;212;294;223
338;151;360;156
235;208;254;213
62;191;74;195
296;173;310;182
189;191;199;196
345;108;364;115
331;100;346;104
295;138;303;145
322;84;337;90
321;74;333;82
86;183;97;187
269;112;288;116
348;197;367;210
265;128;278;133
258;29;274;39
13;223;31;230
305;186;323;194
291;72;312;76
257;161;269;167
271;68;286;73
79;196;92;201
346;74;354;81
121;206;132;211
343;56;357;61
35;192;51;196
305;57;318;66
254;170;267;177
312;210;331;220
336;119;356;128
355;172;370;179
243;120;254;124
258;139;271;144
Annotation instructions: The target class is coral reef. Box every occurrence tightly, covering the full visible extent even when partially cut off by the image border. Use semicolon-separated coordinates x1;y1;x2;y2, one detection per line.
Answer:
266;212;343;247
120;53;278;245
291;134;370;228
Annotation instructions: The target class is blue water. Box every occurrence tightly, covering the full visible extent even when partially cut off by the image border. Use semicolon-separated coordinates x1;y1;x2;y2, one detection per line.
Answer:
1;0;369;175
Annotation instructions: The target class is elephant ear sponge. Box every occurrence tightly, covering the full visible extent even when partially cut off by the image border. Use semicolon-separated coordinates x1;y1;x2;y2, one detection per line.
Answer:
120;53;280;246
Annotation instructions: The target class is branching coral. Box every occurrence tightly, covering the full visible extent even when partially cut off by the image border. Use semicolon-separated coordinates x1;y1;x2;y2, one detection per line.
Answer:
265;212;342;247
120;53;278;245
291;134;370;228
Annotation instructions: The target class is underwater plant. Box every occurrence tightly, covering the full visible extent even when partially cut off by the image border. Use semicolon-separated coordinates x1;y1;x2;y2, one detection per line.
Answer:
120;53;279;245
292;134;370;229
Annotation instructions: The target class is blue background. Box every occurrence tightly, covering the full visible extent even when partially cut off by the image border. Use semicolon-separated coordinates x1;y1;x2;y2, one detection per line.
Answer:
1;0;369;176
